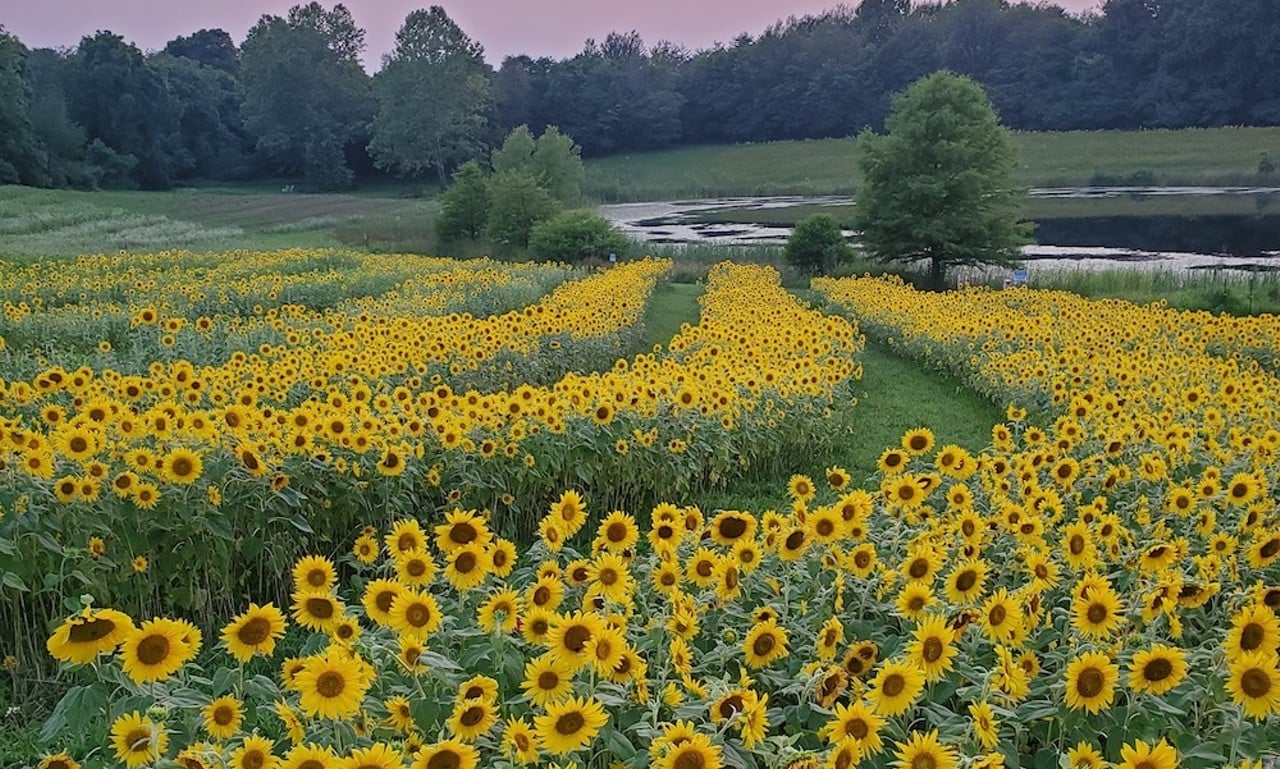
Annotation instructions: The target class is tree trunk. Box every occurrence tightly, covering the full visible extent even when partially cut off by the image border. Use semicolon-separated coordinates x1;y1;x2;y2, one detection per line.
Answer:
930;256;945;291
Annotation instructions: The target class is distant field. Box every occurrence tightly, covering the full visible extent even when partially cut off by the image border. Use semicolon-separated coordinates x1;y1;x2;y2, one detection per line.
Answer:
584;126;1280;202
0;185;432;259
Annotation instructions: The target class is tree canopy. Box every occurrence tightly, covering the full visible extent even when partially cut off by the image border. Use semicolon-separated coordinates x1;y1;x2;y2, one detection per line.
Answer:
853;71;1029;287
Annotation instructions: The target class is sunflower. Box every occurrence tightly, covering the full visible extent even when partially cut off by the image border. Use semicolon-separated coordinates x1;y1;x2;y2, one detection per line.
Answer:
295;651;372;719
343;742;402;769
848;544;878;578
1115;739;1178;769
222;603;287;663
1064;651;1118;714
968;701;999;750
814;665;849;707
902;428;935;456
46;607;135;664
1065;742;1106;769
160;447;203;485
1127;644;1187;696
743;620;790;668
658;732;723;769
595;511;640;553
842;641;879;680
435;508;493;554
1224;603;1280;661
817;617;844;661
1225;651;1280;719
778;527;810;561
867;658;926;716
906;615;956;682
534;696;609;755
291;592;345;634
1071;584;1125;639
202;695;244;740
398;637;428;674
111;711;167;769
502;718;540;765
281;744;335;769
477;590;521;633
386;519;426;555
37;753;80;769
808;507;845;544
822;700;884;755
901;550;941;584
362;579;406;627
550;490;588;537
686;548;721;587
547;611;603;672
588;553;633;603
395;550;438;588
412;739;479;769
892;729;956;769
521;607;556;646
586;625;628;675
444;543;490;591
352;534;379;564
389;590;443;639
944;560;987;604
290;555;336;594
878;448;909;475
456;675;498;703
119;618;198;684
449;697;497;741
708;510;756;547
231;735;277;769
523;654;574;706
385;695;415;733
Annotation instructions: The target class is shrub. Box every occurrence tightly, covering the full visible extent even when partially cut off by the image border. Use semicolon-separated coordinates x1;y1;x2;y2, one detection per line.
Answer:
785;213;852;275
529;210;629;264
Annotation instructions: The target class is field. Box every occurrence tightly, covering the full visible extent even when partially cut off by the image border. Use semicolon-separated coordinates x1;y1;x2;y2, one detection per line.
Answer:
583;126;1280;202
2;241;1279;769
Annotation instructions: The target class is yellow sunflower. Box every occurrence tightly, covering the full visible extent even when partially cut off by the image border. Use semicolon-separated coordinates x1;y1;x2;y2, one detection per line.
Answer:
658;732;723;769
111;711;167;769
449;697;497;742
361;579;406;627
502;717;541;765
892;729;956;769
1115;739;1177;769
434;508;493;554
906;615;957;682
867;658;926;716
119;618;199;684
389;590;443;639
46;607;135;664
821;700;884;755
533;696;609;756
230;735;277;769
291;555;336;594
411;739;479;769
202;695;244;740
291;591;345;634
1127;644;1187;696
522;654;574;706
743;620;790;668
1225;651;1280;719
444;543;490;591
1064;651;1118;714
295;650;372;719
221;602;287;663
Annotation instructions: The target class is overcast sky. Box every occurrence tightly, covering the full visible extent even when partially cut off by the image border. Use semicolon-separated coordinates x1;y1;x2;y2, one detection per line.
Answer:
3;1;1101;70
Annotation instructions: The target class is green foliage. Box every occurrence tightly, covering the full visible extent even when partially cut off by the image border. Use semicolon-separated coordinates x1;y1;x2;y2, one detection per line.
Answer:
529;209;628;263
854;71;1030;287
368;7;490;186
492;125;584;204
436;160;490;242
485;170;561;249
0;27;42;186
785;213;852;275
240;6;372;190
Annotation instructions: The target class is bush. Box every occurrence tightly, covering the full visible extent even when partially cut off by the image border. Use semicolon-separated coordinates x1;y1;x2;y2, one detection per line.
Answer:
436;160;490;242
486;170;561;249
529;210;629;264
785;213;852;275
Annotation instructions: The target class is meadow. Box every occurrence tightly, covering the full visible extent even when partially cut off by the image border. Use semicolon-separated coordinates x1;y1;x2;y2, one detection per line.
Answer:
2;240;1279;769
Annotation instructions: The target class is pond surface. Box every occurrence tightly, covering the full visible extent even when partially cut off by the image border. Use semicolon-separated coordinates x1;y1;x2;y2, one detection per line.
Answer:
599;188;1280;273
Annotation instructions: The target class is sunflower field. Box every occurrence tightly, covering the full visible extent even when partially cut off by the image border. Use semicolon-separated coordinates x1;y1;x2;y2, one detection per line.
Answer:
9;253;1280;769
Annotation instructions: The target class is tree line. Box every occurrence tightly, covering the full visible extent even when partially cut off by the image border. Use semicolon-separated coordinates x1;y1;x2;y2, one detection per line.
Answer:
1;0;1277;191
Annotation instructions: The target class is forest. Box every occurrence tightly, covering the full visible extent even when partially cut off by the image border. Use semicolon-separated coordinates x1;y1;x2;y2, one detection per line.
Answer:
1;0;1277;191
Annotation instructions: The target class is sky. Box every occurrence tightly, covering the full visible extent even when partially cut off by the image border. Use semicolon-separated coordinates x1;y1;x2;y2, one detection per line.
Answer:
2;1;1101;70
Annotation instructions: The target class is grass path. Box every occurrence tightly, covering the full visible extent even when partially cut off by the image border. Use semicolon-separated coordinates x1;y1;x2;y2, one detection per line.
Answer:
638;281;1003;510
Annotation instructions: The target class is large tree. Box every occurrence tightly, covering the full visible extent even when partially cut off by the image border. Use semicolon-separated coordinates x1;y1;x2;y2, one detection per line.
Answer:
240;4;372;189
368;6;490;186
0;26;44;185
853;70;1029;287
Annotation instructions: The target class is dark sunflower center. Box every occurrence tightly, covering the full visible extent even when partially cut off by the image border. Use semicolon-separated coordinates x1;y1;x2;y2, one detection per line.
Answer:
407;559;427;577
460;705;485;726
306;597;334;619
1241;623;1265;651
607;523;628;542
719;694;744;717
237;616;272;646
988;605;1007;625
1263;539;1280;558
1086;603;1108;625
673;748;707;769
242;750;265;769
555;711;585;735
136;634;170;665
908;558;929;579
1077;668;1104;697
69;436;88;453
882;673;905;697
125;728;151;752
1069;536;1085;555
854;552;871;568
213;705;236;725
816;520;835;536
427;750;461;769
1143;658;1173;682
316;671;346;698
922;637;944;662
69;617;116;643
696;560;714;577
785;531;806;550
455;552;477;573
406;603;431;628
752;633;776;657
955;570;977;593
451;523;477;544
538;670;560;690
1242;668;1272;698
564;625;591;652
172;458;193;477
846;718;869;739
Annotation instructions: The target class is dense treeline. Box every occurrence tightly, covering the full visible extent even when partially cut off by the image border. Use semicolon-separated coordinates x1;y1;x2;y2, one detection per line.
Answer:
0;0;1277;191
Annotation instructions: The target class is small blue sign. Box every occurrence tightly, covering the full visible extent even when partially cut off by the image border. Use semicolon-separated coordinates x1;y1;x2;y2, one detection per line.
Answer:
1011;269;1028;285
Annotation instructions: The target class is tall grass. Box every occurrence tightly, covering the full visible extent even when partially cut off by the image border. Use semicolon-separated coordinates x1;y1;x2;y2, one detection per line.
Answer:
1029;267;1280;315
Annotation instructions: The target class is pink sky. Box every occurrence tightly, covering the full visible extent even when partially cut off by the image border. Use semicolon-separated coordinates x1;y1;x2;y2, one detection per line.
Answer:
2;1;1100;69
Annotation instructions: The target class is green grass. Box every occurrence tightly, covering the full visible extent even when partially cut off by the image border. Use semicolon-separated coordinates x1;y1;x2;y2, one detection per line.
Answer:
584;126;1280;202
0;185;434;259
637;281;705;352
1029;267;1280;315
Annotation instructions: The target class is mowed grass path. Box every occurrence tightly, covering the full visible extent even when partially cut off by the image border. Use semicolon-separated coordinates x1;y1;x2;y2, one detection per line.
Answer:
641;281;1003;510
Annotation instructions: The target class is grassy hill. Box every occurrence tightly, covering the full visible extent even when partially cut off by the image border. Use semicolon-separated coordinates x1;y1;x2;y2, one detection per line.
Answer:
583;126;1280;202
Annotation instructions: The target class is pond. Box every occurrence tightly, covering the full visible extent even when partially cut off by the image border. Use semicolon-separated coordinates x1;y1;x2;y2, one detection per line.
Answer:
598;188;1280;273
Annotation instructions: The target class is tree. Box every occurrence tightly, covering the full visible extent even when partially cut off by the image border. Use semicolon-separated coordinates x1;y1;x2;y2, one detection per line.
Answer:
785;214;853;275
240;5;372;189
436;160;490;242
486;170;561;249
491;125;583;204
0;26;44;185
529;210;628;263
163;28;239;72
368;6;491;186
853;71;1029;287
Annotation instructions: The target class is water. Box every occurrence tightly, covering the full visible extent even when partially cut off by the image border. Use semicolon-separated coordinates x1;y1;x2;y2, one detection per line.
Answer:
598;188;1280;273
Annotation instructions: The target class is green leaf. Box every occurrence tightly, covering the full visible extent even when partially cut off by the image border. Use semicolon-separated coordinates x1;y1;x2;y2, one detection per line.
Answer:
1;571;28;592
